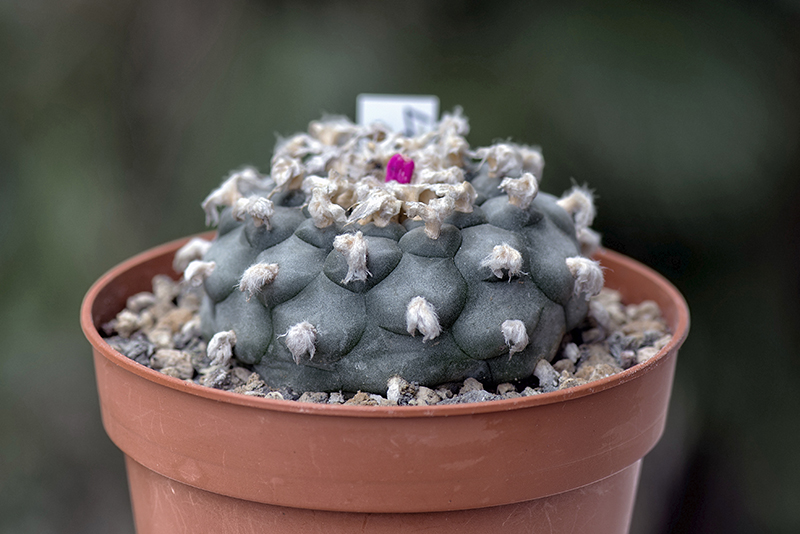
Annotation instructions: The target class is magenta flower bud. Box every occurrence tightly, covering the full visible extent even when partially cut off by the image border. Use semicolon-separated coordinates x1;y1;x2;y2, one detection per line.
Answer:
385;154;415;184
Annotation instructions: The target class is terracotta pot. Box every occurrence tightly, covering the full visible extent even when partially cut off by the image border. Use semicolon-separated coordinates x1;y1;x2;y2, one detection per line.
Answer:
81;235;690;534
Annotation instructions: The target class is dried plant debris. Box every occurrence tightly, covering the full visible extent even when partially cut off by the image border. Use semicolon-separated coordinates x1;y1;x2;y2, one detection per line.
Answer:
104;275;671;405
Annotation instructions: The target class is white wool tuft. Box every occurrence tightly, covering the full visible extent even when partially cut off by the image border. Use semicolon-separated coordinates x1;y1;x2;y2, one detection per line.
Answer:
348;189;403;228
308;187;347;228
439;107;470;136
207;330;237;367
233;196;274;229
271;156;304;190
386;375;404;403
501;319;529;358
283;321;317;364
173;237;212;273
273;133;314;159
406;296;441;342
480;243;525;279
557;186;596;234
519;146;545;178
201;168;263;226
404;195;455;240
416;166;465;185
566;256;604;300
425;181;477;214
333;231;371;284
499;172;539;210
183;260;216;287
308;115;360;146
238;263;279;300
475;143;524;178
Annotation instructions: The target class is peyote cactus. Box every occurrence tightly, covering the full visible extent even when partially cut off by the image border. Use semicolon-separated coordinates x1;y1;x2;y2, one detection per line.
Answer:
175;109;604;395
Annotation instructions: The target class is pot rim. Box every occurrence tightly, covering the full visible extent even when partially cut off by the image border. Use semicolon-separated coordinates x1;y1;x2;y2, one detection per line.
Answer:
81;233;690;419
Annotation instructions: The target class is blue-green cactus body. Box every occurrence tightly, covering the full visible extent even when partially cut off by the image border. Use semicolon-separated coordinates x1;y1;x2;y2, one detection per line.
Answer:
199;188;588;393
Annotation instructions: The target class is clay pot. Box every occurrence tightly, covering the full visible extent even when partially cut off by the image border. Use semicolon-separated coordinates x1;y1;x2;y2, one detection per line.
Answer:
81;235;689;534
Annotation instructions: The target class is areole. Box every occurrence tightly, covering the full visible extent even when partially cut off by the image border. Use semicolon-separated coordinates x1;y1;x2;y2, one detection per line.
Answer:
81;234;689;534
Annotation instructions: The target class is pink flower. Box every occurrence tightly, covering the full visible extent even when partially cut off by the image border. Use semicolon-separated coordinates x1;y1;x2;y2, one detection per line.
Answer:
385;154;415;184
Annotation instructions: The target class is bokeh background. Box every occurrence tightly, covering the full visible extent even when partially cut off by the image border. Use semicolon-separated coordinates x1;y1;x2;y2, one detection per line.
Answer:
1;0;798;532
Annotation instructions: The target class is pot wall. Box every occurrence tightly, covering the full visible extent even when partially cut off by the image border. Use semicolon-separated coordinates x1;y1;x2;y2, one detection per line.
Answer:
125;455;642;534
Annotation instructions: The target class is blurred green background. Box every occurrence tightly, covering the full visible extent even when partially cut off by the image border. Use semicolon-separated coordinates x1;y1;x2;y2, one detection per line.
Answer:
1;0;798;532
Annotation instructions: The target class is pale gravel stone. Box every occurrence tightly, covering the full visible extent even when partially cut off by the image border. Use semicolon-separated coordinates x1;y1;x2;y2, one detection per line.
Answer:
112;309;143;338
558;375;588;390
582;344;619;368
619;350;637;369
152;274;180;302
636;347;660;364
177;289;203;312
107;334;154;365
582;327;605;344
199;366;228;388
440;390;500;404
233;373;267;396
533;359;560;392
435;387;454;400
626;300;661;321
654;334;673;350
137;310;156;332
155;308;195;334
576;363;619;382
345;391;378;406
298;392;329;403
622;319;667;336
411;386;441;406
552;359;575;374
160;367;193;380
147;300;177;321
147;328;174;349
459;377;484;394
344;392;395;406
126;292;156;314
563;343;580;364
328;392;345;404
151;349;192;372
240;389;267;397
230;366;253;386
496;383;517;395
371;394;395;406
387;376;418;405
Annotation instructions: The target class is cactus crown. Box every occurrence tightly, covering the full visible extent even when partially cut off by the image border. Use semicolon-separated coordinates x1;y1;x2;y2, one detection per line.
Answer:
177;109;604;395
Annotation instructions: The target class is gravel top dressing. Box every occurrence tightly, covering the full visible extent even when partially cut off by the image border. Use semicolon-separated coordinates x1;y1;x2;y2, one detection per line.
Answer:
103;273;671;406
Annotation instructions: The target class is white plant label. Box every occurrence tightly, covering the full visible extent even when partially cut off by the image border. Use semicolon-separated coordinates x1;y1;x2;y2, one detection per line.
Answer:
356;94;440;137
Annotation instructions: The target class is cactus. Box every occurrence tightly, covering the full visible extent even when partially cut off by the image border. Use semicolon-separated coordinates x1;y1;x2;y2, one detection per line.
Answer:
177;109;604;394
